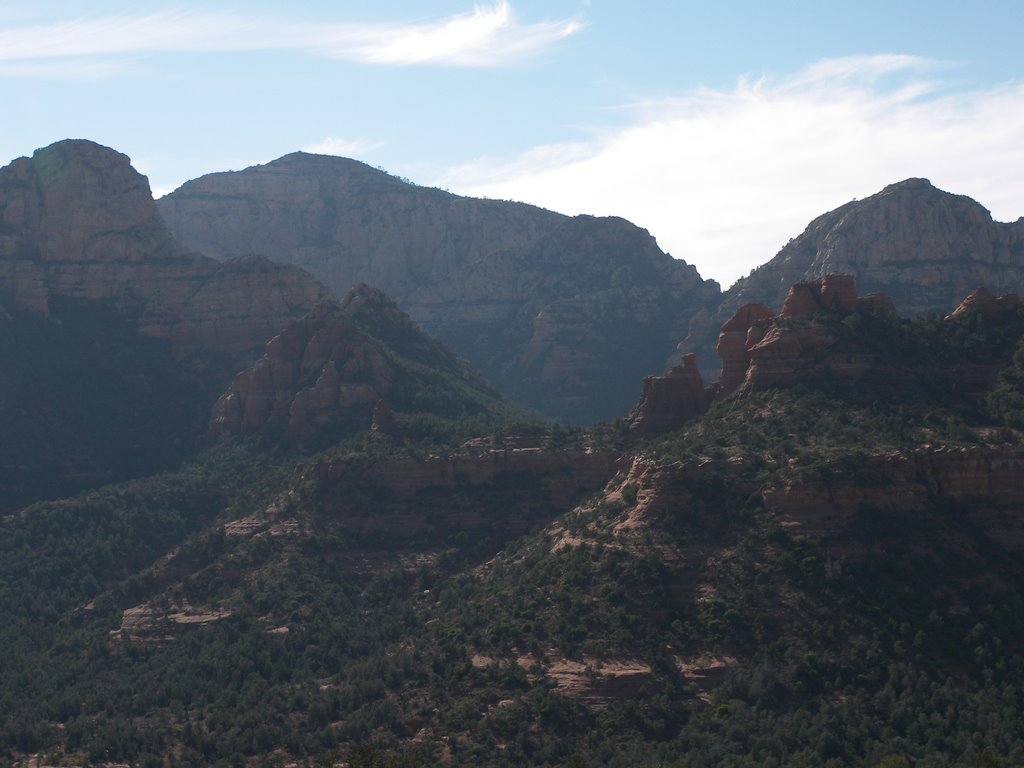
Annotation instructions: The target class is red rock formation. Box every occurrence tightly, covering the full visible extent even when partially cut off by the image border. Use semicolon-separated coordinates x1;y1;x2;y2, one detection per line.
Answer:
741;323;838;392
716;303;774;393
626;353;711;436
947;287;1023;320
763;446;1024;549
628;276;901;435
687;177;1024;368
627;275;1002;436
209;303;392;443
779;273;860;318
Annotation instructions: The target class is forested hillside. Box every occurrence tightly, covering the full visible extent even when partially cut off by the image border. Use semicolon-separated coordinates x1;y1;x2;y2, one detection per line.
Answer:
2;283;1023;767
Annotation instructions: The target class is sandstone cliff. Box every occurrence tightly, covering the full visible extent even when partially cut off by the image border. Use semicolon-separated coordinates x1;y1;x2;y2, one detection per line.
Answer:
681;178;1024;373
157;152;720;423
0;140;332;369
626;353;711;437
208;285;518;446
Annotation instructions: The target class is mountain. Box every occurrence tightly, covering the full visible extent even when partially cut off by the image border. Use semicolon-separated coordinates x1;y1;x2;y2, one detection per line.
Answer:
157;152;721;423
0;140;332;368
0;140;334;507
2;276;1024;766
7;137;1024;764
681;178;1024;372
208;284;531;448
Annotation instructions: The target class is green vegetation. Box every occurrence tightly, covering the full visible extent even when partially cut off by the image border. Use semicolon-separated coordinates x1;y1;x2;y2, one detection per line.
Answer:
0;296;215;511
0;301;1023;766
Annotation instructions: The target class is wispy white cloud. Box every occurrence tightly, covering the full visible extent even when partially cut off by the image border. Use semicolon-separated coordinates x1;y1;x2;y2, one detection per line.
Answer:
437;55;1024;288
334;0;583;66
0;2;580;70
302;136;386;157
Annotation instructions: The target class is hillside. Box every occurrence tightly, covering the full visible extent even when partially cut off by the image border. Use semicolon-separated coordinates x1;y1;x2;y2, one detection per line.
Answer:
2;279;1024;766
0;296;212;511
157;152;720;423
0;140;532;508
208;284;532;449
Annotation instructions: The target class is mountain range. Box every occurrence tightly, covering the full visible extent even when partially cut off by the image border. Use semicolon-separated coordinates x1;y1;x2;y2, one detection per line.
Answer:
2;138;1024;767
156;152;720;423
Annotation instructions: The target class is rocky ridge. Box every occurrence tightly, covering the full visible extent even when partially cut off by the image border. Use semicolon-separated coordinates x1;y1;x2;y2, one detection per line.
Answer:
682;178;1024;373
208;285;517;446
0;140;331;369
628;274;1020;436
158;152;720;423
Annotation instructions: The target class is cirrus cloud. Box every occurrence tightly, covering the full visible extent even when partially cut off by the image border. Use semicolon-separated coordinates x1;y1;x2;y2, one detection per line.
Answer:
0;1;581;71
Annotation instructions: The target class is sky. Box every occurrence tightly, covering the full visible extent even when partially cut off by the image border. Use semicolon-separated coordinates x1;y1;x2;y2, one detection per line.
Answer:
3;1;1023;288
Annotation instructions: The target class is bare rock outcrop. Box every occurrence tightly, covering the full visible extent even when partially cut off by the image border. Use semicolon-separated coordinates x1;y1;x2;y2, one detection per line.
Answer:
682;178;1024;374
764;446;1024;548
778;273;896;319
626;353;711;437
305;449;620;522
947;287;1023;320
158;152;720;423
209;301;394;443
629;274;1018;437
0;140;331;368
716;302;774;393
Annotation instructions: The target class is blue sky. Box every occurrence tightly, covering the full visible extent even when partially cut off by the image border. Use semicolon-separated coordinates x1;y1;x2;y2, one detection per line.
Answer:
3;1;1023;287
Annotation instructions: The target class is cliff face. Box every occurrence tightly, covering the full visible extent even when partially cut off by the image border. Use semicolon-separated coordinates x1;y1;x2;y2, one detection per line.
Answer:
208;285;518;446
208;302;391;444
158;153;720;423
0;140;331;368
682;178;1024;371
305;449;621;519
735;178;1024;314
762;445;1024;547
626;353;710;437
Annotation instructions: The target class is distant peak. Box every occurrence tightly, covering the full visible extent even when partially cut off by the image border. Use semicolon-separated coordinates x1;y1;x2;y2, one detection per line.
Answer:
339;283;398;312
265;151;375;172
30;139;134;177
33;138;125;158
882;177;933;192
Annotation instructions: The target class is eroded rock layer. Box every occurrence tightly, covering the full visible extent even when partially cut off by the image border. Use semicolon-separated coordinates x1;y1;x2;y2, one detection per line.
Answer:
0;140;331;368
158;152;720;422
